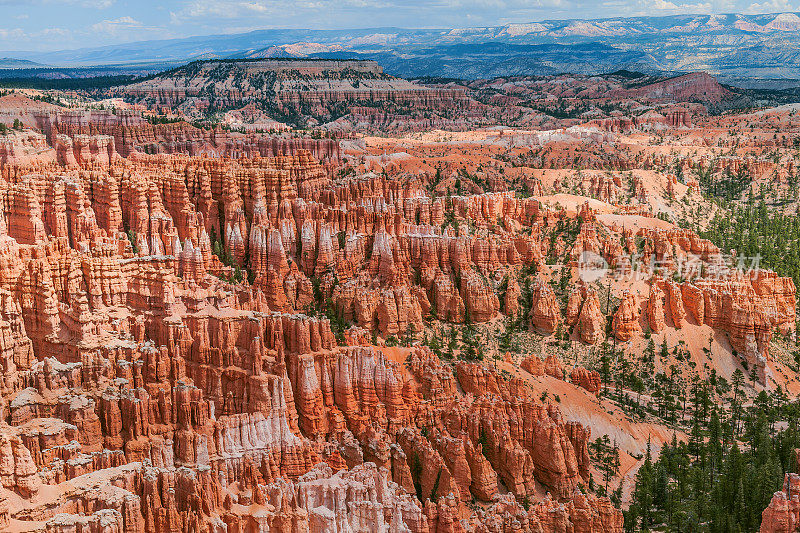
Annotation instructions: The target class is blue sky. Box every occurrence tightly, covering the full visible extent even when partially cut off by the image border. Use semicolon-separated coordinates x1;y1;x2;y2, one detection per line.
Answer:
0;0;798;52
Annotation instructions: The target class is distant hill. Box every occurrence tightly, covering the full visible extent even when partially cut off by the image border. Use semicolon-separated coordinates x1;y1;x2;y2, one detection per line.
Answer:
5;13;800;85
0;57;46;69
623;72;732;104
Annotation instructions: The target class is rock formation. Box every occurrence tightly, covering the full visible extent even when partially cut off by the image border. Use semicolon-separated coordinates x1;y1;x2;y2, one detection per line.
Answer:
647;283;666;333
571;367;602;395
521;354;564;379
578;289;604;345
530;279;561;334
761;473;800;533
1;85;796;530
0;139;629;531
116;59;470;130
612;290;641;341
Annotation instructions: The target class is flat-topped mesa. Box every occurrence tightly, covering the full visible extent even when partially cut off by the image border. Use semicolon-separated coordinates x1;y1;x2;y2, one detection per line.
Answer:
116;59;470;124
624;72;730;104
203;59;386;75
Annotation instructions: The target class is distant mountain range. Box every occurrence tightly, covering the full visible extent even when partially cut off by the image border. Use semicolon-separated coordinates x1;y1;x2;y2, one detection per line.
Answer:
0;57;46;69
4;13;800;86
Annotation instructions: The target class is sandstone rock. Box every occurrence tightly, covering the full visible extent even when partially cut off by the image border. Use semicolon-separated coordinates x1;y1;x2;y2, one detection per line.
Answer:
667;281;687;328
521;354;564;380
460;268;500;323
681;282;705;325
578;289;604;344
761;473;800;533
503;275;520;318
0;107;787;532
0;434;41;497
571;367;602;395
612;290;640;341
530;279;560;334
647;283;666;333
566;287;584;326
470;491;623;533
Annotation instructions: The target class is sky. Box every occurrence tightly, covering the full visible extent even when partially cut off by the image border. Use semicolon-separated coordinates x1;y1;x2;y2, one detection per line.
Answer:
0;0;798;52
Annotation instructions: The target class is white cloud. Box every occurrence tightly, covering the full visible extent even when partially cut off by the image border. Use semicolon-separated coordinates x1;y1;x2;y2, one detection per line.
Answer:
173;0;403;22
0;28;26;39
744;0;797;13
81;0;114;7
38;27;71;37
609;0;746;15
0;26;71;42
168;0;576;30
0;0;113;6
179;0;305;18
642;0;714;13
5;0;799;56
610;0;737;15
177;0;269;19
91;16;144;34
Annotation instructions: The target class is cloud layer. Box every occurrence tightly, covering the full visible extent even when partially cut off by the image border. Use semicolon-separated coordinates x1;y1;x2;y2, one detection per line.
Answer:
0;0;798;52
